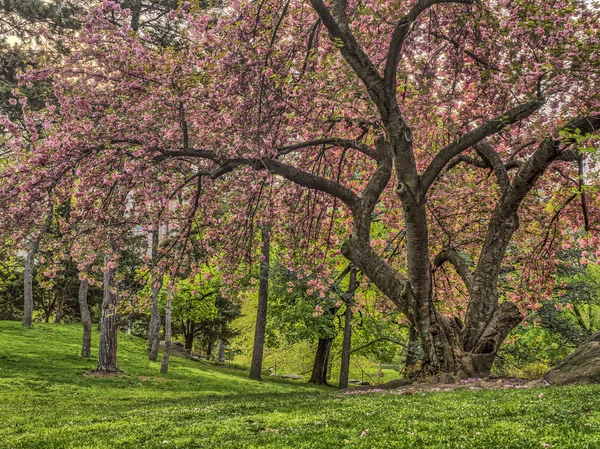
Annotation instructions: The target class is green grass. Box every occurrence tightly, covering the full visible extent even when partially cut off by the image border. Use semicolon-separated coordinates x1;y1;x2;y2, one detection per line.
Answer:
1;321;600;448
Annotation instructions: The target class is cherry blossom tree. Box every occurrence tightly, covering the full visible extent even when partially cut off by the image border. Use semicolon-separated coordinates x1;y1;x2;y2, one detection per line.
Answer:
2;0;600;378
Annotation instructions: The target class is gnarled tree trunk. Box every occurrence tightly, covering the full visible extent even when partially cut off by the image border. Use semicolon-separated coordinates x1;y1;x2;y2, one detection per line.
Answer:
97;255;119;373
249;224;270;381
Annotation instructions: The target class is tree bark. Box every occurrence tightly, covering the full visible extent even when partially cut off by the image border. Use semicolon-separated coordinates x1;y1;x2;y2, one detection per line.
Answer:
160;294;172;374
404;325;422;374
97;255;119;373
338;266;356;389
309;337;333;385
79;276;92;358
249;224;270;381
205;339;214;360
54;294;64;324
217;339;225;363
22;206;53;328
184;324;194;352
148;276;163;360
148;231;163;361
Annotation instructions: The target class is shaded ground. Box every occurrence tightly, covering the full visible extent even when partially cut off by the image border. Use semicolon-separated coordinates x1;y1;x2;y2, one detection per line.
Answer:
344;376;547;396
1;321;600;449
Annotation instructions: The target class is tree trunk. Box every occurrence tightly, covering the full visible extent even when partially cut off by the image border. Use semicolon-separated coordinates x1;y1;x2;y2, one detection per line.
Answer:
147;231;162;361
54;294;64;324
79;276;92;358
309;337;333;386
249;224;270;381
22;207;53;328
205;339;214;360
338;266;356;390
97;255;119;373
404;325;422;375
160;295;172;374
217;339;225;363
184;327;194;352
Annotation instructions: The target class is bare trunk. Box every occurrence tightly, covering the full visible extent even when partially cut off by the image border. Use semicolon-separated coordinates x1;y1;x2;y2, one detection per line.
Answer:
79;276;92;358
205;339;214;360
184;326;194;352
338;266;356;390
217;339;225;363
148;275;163;361
22;207;53;328
308;337;332;385
249;225;270;381
147;231;162;361
23;244;35;328
54;295;64;324
97;255;119;373
160;295;172;374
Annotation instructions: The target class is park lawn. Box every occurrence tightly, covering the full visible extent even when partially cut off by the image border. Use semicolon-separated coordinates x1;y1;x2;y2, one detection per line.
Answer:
0;321;599;449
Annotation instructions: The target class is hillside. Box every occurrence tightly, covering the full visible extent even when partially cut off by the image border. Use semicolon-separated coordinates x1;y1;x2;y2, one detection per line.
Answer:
1;321;600;448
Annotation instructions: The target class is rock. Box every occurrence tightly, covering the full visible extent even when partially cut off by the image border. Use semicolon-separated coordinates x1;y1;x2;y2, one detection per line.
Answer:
281;374;303;380
544;332;600;385
379;378;411;389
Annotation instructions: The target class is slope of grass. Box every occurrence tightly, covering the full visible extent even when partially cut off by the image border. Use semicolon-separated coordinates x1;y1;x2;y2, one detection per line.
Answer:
1;320;600;449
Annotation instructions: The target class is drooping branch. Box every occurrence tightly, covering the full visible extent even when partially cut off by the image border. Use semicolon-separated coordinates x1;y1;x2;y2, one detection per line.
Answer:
433;248;473;290
278;138;378;160
431;32;501;72
421;100;543;193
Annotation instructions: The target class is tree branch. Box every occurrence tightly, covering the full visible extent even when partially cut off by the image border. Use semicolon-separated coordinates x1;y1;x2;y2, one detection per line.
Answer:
434;248;473;290
421;99;543;193
278;138;378;160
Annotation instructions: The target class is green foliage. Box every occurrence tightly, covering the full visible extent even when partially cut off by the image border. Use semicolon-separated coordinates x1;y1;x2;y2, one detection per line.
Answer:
2;321;600;448
267;261;340;346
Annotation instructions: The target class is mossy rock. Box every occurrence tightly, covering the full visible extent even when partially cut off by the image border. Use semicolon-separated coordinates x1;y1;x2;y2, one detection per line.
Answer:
544;332;600;385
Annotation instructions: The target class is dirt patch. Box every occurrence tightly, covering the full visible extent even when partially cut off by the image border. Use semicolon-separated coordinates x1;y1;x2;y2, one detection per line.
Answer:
83;369;123;378
342;377;549;395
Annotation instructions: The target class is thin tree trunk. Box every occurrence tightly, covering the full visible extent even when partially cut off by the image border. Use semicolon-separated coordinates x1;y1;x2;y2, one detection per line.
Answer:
148;231;162;361
54;295;64;324
23;206;53;328
97;255;119;373
160;294;172;374
217;339;225;363
79;276;92;358
184;326;194;352
339;266;356;390
249;224;270;381
309;337;333;385
205;339;214;360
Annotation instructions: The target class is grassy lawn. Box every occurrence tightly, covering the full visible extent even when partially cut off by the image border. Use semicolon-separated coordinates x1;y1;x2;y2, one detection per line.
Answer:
1;321;600;448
